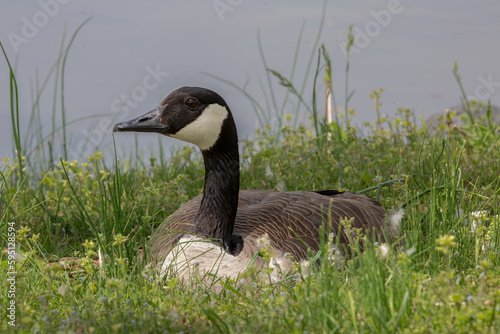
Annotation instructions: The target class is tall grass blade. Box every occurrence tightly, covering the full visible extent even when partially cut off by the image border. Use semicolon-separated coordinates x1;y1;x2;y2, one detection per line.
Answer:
1;41;24;181
60;17;92;160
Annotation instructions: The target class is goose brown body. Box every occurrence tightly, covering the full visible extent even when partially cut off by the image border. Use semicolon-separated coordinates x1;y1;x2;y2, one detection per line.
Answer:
149;189;387;264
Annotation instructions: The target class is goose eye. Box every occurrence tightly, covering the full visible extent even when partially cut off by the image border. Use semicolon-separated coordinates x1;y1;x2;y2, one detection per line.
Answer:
185;97;199;109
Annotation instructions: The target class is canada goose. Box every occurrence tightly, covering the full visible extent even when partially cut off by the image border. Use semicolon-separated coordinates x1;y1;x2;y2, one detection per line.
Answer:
113;86;393;280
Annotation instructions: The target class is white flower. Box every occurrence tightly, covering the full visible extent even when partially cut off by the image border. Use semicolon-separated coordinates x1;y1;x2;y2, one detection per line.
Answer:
471;211;488;218
377;243;390;259
470;210;488;232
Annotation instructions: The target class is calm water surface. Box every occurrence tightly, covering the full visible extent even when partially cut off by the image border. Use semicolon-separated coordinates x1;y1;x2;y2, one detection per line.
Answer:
1;0;499;161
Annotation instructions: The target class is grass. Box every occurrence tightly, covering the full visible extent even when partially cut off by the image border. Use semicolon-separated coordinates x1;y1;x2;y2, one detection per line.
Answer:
1;30;500;333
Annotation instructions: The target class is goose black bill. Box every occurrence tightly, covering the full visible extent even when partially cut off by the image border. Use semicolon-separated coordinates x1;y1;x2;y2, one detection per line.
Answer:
113;106;166;134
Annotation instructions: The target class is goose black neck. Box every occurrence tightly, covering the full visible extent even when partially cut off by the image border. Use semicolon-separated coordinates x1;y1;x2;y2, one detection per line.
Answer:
191;113;242;254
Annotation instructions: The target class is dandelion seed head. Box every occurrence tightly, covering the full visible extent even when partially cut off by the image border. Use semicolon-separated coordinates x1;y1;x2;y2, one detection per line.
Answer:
405;246;416;256
389;208;404;233
378;243;390;258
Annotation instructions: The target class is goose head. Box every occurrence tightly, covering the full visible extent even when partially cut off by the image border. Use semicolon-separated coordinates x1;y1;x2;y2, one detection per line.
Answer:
113;86;237;152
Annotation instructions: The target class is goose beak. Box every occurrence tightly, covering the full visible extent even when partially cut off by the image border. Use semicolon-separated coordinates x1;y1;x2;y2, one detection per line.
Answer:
113;106;167;134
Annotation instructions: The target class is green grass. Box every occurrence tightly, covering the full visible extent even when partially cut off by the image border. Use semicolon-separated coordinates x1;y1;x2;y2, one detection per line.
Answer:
1;33;500;333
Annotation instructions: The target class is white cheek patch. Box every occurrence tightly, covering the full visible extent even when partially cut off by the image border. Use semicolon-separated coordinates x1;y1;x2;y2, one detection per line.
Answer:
171;104;229;151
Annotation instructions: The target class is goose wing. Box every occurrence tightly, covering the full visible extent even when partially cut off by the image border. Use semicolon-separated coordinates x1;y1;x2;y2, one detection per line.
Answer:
233;190;386;260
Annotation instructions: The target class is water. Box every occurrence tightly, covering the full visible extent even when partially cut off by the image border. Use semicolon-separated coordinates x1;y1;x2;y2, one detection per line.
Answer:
1;0;499;162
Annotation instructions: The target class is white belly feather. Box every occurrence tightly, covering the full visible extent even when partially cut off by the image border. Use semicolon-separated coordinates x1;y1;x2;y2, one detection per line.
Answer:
158;234;299;283
160;236;251;281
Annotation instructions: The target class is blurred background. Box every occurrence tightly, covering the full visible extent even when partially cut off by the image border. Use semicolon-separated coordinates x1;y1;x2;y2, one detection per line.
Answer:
1;0;499;162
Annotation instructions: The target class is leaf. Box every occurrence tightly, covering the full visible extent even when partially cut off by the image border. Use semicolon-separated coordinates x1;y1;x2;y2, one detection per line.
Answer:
486;101;493;129
360;170;372;185
204;309;231;334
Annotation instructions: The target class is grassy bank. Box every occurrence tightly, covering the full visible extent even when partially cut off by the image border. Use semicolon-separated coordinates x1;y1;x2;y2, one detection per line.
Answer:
1;39;500;333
